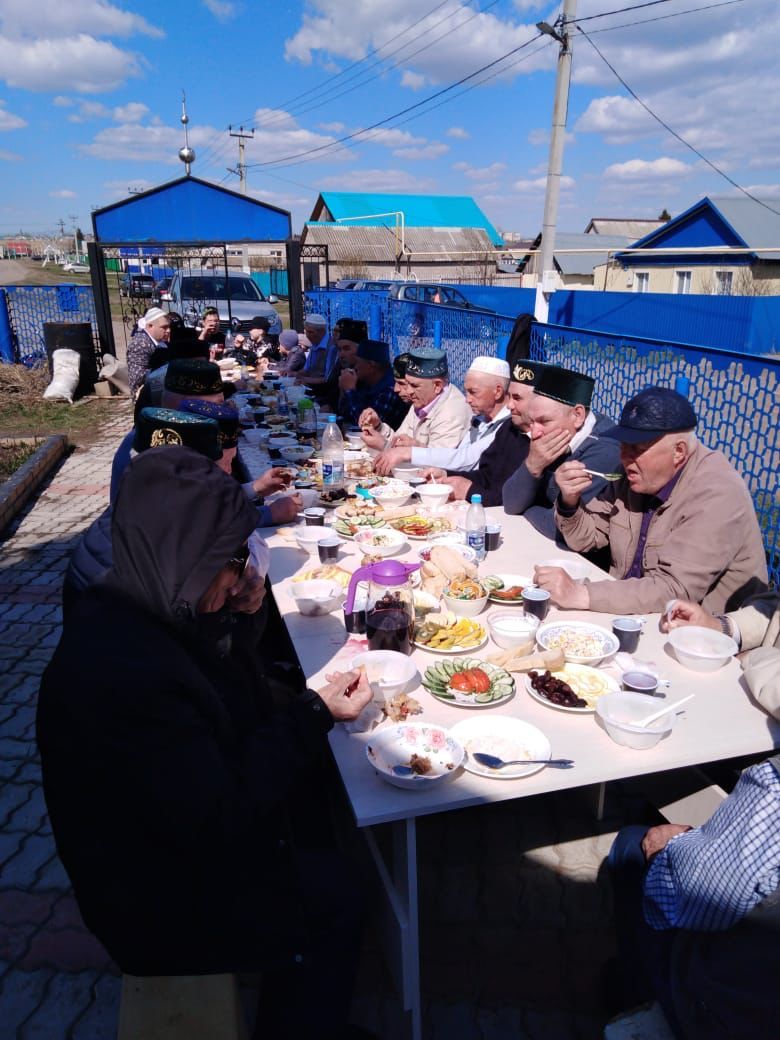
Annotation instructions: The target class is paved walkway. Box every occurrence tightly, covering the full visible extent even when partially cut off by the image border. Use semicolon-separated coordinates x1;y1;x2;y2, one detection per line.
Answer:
0;406;650;1038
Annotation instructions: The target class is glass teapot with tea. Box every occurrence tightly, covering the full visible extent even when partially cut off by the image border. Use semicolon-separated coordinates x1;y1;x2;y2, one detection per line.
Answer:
344;559;420;655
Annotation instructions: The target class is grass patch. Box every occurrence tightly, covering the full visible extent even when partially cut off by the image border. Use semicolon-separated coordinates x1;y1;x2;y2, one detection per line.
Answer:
0;363;121;446
0;441;37;483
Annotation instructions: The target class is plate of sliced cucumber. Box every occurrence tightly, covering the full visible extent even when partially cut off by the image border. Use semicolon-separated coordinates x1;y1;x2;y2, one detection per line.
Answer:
421;657;515;708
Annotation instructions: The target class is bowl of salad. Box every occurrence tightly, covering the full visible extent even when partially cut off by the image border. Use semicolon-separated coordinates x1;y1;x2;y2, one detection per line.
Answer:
442;578;488;617
354;526;407;558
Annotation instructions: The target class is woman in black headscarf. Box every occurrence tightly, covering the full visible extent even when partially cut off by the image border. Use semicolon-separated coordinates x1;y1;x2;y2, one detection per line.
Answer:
37;447;372;1039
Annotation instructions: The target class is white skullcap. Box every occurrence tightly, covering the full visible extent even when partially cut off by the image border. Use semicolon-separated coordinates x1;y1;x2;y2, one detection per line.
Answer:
468;356;510;379
304;313;327;327
139;307;166;331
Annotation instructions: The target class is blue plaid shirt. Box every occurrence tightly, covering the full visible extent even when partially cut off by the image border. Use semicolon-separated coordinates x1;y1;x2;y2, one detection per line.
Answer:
644;759;780;932
340;371;408;430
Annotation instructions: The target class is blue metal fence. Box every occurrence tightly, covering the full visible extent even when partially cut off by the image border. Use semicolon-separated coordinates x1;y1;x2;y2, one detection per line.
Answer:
0;285;99;364
532;323;780;588
251;269;289;299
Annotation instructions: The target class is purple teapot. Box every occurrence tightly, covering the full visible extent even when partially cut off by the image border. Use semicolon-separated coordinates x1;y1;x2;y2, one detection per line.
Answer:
344;560;420;655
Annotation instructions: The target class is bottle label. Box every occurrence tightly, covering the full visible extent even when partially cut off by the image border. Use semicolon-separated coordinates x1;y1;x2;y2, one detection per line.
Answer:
322;461;344;487
467;531;486;558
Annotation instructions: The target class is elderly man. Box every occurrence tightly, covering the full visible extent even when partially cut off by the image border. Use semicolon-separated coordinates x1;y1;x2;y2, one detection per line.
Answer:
127;307;172;397
359;347;471;452
540;386;768;613
314;318;367;411
374;356;511;477
501;365;620;537
420;354;546;504
338;339;407;432
296;313;338;385
278;329;306;374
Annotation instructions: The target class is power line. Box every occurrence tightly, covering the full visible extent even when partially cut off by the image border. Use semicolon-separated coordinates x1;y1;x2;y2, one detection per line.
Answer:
576;25;780;218
246;31;544;171
585;0;745;33
571;0;679;23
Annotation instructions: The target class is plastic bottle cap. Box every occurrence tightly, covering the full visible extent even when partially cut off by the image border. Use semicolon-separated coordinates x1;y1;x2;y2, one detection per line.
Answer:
471;494;482;505
326;414;337;422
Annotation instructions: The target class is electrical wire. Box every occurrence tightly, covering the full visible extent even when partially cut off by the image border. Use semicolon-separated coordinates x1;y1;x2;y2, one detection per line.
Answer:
584;0;745;33
570;0;679;23
245;31;544;171
576;25;780;218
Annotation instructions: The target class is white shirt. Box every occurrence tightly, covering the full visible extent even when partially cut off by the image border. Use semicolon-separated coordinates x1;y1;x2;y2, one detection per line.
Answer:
410;406;511;472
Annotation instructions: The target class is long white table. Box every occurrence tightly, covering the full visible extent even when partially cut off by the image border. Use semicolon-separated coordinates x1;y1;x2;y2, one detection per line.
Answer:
239;433;779;1038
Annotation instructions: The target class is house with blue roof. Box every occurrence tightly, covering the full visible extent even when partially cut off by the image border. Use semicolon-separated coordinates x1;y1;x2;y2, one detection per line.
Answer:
301;191;505;285
595;195;780;295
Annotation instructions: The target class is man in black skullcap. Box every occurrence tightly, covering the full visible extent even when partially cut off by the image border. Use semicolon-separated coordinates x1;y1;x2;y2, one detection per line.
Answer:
338;339;407;430
501;364;620;536
539;386;768;614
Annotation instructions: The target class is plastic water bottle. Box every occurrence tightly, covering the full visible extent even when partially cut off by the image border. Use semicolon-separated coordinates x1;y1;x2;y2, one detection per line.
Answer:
321;414;345;491
465;494;486;561
277;384;289;418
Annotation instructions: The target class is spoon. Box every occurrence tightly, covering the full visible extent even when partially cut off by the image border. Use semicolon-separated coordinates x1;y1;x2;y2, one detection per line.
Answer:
634;694;695;728
584;469;623;481
472;752;574;770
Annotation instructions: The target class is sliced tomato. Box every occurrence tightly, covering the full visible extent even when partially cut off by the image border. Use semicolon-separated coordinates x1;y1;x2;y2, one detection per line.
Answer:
467;668;491;693
450;672;476;692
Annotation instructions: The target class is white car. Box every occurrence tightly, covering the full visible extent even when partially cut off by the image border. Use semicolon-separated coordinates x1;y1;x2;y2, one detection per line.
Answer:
166;269;282;334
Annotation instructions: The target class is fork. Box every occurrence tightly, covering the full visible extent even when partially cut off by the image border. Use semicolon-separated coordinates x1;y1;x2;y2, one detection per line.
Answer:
584;468;623;481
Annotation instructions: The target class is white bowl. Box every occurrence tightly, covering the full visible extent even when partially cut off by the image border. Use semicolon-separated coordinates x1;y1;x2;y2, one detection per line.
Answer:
280;445;315;463
667;626;737;672
294;527;334;554
487;611;539;651
393;464;423;483
289;580;345;616
351;650;417;698
416;483;452;509
536;621;619;666
268;435;298;449
371;481;413;509
346;433;366;450
354;526;407;557
442;586;488;617
366;723;464;790
538;557;590;582
241;428;267;446
596;692;677;749
418;541;477;565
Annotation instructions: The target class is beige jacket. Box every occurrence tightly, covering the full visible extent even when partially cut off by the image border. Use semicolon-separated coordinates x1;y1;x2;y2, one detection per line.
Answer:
379;383;472;449
555;441;768;615
730;593;780;720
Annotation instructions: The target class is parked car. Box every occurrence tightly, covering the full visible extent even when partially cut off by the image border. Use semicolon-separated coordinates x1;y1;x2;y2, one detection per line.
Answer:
119;273;155;298
151;276;173;306
388;283;483;309
351;279;405;292
333;278;361;290
165;269;282;335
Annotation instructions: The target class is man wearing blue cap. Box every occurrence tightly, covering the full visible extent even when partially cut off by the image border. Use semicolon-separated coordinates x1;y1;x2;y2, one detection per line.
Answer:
337;339;407;430
538;386;767;614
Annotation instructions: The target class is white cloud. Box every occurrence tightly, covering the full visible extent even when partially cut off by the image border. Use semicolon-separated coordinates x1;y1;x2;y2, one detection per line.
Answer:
575;97;656;144
319;121;345;133
52;95;72;107
49;188;77;198
453;161;506;181
603;158;694;182
67;99;110;123
113;101;149;123
400;70;426;90
319;167;437;192
512;175;575;192
394;142;449;160
201;0;236;20
447;127;469;140
0;34;142;93
0;148;21;161
0;0;162;39
741;184;780;200
0;101;25;131
353;127;426;149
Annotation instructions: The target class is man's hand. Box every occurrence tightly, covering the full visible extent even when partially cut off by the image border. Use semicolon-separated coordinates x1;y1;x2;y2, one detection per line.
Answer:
358;407;380;430
338;368;358;392
253;467;293;498
527;427;572;479
441;476;469;501
554;460;593;509
641;823;693;861
374;445;411;476
227;564;266;614
391;434;415;448
318;669;372;720
662;600;720;633
268;494;302;525
533;565;590;609
360;427;386;451
421;466;447;482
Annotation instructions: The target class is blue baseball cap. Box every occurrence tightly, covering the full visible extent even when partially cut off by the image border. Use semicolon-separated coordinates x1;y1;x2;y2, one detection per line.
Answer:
602;386;698;444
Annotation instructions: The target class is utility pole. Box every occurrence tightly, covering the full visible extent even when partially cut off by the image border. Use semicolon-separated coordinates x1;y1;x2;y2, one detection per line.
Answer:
68;213;80;262
535;0;577;322
228;125;254;195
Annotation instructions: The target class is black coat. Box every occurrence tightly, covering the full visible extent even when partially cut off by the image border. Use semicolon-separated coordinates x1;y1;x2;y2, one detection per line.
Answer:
448;419;531;506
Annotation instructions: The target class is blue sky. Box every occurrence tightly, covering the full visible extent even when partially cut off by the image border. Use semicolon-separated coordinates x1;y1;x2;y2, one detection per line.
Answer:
1;0;778;239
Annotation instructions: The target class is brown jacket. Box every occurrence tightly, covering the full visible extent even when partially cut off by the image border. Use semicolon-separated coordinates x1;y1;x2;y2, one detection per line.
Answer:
555;441;768;615
730;593;780;720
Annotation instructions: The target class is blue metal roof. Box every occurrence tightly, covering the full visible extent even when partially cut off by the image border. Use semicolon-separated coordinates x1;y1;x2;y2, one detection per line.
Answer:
313;192;504;247
92;176;291;244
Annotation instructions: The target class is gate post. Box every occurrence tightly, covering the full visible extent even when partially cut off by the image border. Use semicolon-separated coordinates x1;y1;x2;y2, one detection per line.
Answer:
286;239;303;331
0;289;14;362
88;240;116;358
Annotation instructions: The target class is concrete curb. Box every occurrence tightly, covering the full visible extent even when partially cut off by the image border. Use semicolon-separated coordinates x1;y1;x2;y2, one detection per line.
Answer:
0;435;69;534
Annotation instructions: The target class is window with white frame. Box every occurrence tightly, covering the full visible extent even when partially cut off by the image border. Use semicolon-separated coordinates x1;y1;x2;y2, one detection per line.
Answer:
634;271;650;293
676;270;692;294
714;270;733;295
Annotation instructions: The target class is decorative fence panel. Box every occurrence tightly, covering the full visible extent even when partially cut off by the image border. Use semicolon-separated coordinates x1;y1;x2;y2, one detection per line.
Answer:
532;323;780;587
1;285;100;365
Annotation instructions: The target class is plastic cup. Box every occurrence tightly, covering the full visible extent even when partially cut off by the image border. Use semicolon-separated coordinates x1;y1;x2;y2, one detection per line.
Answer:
317;538;340;563
485;524;502;551
613;616;643;654
522;587;550;621
622;670;659;695
304;508;326;527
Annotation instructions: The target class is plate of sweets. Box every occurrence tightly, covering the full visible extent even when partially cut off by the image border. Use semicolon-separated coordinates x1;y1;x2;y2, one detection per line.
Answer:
523;663;620;714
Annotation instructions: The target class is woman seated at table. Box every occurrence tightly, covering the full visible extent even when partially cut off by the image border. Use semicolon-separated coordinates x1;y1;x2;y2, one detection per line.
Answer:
37;447;374;1040
663;591;780;720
